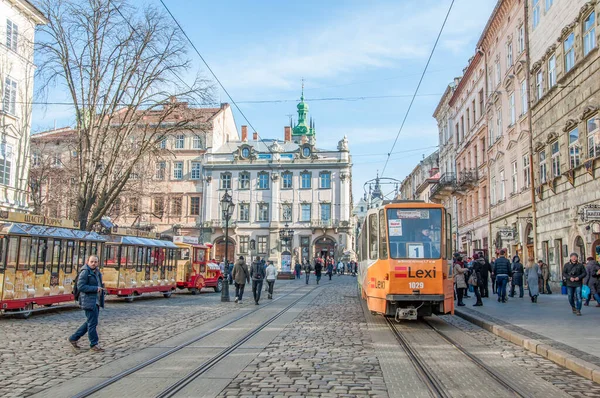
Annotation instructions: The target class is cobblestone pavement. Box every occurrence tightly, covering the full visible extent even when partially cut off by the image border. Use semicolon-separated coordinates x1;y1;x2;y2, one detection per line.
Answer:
0;282;298;398
218;277;388;398
441;314;600;397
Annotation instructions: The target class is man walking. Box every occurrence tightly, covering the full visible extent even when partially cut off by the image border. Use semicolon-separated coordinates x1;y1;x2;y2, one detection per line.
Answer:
493;249;512;303
68;256;105;352
563;253;587;316
265;261;277;299
232;256;250;303
314;258;323;284
304;259;311;284
250;256;266;305
294;261;301;279
479;252;492;298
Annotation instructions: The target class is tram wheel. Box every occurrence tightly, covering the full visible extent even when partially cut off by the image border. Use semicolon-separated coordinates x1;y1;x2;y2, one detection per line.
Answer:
214;279;223;293
163;291;173;298
18;303;34;319
124;295;134;303
190;288;199;295
44;304;53;307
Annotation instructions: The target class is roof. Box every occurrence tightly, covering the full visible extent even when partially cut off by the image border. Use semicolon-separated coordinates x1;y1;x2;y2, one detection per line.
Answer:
448;53;483;107
31;127;77;141
8;0;48;24
110;236;179;248
0;223;106;241
212;139;300;154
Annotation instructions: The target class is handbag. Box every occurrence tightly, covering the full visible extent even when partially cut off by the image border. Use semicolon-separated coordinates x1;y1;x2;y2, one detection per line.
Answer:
582;285;591;299
468;273;478;286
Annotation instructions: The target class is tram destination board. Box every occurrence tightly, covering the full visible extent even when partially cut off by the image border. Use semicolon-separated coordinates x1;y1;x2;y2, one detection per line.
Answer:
0;210;79;229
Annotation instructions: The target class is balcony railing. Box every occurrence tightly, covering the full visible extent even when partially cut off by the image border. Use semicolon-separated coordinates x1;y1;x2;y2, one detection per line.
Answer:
458;169;478;188
430;172;457;200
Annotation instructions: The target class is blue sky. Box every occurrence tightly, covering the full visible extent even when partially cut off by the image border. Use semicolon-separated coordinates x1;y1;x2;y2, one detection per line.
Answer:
32;0;497;204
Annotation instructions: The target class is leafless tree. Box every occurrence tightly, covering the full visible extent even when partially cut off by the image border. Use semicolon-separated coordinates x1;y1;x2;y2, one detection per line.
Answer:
35;0;214;230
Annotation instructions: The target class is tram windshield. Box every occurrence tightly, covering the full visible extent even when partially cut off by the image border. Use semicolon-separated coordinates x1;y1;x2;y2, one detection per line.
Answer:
387;208;442;259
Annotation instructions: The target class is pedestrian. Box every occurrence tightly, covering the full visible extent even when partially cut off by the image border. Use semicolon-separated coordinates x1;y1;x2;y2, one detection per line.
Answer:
265;261;277;299
525;259;541;303
337;260;344;275
68;255;105;352
479;252;492;298
327;261;334;280
453;254;467;306
471;253;484;306
562;253;587;316
314;258;323;284
232;256;250;304
250;256;266;305
294;261;301;279
583;257;600;306
540;260;552;294
352;261;358;276
493;249;512;303
304;259;311;284
226;260;233;285
509;255;524;298
490;257;497;294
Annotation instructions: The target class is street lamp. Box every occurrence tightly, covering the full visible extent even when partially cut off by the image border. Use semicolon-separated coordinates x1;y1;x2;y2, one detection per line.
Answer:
220;190;235;302
278;223;295;251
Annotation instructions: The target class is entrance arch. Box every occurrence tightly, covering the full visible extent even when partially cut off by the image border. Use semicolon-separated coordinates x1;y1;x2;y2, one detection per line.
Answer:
213;237;236;263
574;236;586;260
313;236;336;261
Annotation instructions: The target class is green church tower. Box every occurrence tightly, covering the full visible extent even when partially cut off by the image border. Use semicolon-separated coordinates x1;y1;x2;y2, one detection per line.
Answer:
292;82;315;142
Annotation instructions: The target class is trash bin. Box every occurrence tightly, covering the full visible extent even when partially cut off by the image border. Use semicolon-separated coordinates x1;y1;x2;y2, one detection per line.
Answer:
561;282;568;295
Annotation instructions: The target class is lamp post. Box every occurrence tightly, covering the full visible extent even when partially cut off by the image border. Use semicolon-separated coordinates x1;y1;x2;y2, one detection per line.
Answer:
220;190;235;302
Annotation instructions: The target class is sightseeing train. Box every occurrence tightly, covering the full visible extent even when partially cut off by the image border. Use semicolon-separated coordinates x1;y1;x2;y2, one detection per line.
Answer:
0;211;222;318
357;201;455;320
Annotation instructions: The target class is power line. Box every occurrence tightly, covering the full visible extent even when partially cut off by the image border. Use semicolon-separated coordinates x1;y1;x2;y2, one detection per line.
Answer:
381;0;455;177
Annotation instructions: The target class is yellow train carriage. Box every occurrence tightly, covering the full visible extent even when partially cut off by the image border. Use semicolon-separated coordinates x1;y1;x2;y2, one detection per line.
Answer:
358;201;454;320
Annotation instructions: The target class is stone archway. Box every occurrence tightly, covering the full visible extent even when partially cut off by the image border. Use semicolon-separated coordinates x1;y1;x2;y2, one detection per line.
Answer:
213;237;236;263
592;238;600;262
574;236;586;260
313;236;336;261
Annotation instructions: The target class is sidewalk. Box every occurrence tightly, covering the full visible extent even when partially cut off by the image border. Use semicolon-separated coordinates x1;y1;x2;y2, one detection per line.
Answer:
454;288;600;382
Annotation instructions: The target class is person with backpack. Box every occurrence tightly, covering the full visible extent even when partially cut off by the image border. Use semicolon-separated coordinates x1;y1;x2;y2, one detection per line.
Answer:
68;255;105;352
563;253;587;316
265;261;277;299
232;256;250;303
493;249;512;303
471;253;484;306
250;256;266;305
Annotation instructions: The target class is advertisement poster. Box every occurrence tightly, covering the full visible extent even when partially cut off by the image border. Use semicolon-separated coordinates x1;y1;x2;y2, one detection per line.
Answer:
388;219;403;236
281;252;292;272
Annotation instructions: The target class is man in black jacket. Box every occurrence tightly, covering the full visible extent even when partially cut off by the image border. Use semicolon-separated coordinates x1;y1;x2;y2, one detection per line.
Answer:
493;249;512;303
250;256;266;305
563;253;587;316
479;252;492;298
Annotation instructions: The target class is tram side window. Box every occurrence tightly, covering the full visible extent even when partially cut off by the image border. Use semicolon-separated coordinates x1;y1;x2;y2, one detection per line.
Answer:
136;247;144;272
6;236;18;268
64;241;75;273
78;241;87;267
126;246;135;269
379;210;388;260
368;214;378;260
52;240;62;274
35;238;48;275
446;211;453;260
103;245;118;268
18;236;31;271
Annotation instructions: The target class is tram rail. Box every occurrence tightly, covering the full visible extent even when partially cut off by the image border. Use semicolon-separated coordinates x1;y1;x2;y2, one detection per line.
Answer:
72;284;317;398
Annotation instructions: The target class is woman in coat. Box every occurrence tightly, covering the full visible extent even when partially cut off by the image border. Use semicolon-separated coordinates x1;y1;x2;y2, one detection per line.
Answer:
232;256;250;303
583;257;600;306
525;259;541;303
454;256;467;306
510;255;524;298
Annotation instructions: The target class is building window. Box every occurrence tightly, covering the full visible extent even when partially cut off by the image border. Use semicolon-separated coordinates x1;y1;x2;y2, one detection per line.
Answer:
320;203;331;221
495;61;501;87
238;203;249;221
153;197;164;215
536;71;543;100
159;138;167;149
220;173;231;189
239;236;249;254
496;108;502;137
3;77;17;115
173;162;183;180
488;117;494;143
171;197;182;216
583;12;596;56
509;93;515;125
520;80;528;115
511;161;518;194
281;203;292;222
533;0;540;29
190;197;200;216
523;154;531;188
545;0;553;11
487;68;493;97
239;172;250;189
282;172;293;189
257;203;269;222
587;116;600;159
569;128;581;169
551;141;560;177
257;236;268;255
319;172;331;189
155;161;166;180
6;19;18;52
129;198;139;214
32;152;41;167
507;42;513;67
257;172;269;189
518;25;525;53
175;134;185;149
539;150;547;183
0;144;12;185
300;203;311;222
301;172;311;189
191;162;201;180
478;89;484;118
564;33;575;73
466;108;470;131
192;135;203;149
491;176;496;205
472;101;476;123
548;55;556;88
499;169;506;201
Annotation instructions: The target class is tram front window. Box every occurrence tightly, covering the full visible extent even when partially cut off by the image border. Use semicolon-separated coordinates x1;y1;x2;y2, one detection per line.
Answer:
387;208;441;259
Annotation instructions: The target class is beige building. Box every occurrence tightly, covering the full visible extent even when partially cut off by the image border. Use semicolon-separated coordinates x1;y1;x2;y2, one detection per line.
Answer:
529;0;599;279
398;151;439;203
1;0;46;212
483;0;535;262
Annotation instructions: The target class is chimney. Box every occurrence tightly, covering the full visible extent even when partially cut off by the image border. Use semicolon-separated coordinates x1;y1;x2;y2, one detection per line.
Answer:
253;132;258;141
241;125;248;141
284;126;291;142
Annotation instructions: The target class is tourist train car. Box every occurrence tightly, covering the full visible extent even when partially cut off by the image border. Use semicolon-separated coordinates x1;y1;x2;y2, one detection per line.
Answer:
174;236;223;294
102;227;179;301
357;200;454;320
0;212;106;318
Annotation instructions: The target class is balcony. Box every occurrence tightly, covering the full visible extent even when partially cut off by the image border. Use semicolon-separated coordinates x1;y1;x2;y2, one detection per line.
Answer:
458;169;478;189
430;172;456;201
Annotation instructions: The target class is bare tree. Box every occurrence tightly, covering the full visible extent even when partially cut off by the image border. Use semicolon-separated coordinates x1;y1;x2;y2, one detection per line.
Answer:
35;0;213;230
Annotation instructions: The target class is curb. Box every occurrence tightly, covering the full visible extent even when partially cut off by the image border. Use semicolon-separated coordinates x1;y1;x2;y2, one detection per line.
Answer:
455;309;600;383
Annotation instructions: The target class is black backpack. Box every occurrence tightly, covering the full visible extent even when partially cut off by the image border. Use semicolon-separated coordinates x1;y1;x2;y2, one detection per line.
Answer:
72;268;86;302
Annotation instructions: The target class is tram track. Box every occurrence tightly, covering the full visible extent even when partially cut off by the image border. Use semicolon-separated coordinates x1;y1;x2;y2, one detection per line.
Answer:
386;317;527;398
72;284;318;398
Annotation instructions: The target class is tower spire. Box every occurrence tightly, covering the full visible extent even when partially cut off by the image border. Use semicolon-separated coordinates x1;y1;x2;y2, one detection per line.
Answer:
301;77;304;101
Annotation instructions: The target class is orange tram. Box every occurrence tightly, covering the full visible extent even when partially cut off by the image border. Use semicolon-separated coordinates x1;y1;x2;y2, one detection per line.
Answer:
173;236;224;294
357;201;455;321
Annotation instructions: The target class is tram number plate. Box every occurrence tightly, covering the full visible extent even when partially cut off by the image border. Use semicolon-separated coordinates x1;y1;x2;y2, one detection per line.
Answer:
409;282;424;289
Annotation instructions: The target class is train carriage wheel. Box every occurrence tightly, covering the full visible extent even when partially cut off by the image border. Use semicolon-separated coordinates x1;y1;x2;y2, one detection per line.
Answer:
189;288;199;295
163;290;172;298
213;278;223;293
124;295;134;303
17;303;34;319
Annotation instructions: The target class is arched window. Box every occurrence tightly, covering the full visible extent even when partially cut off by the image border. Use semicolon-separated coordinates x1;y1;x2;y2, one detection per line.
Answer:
575;236;585;260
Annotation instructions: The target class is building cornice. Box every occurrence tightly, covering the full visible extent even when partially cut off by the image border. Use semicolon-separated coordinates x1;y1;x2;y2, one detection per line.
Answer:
7;0;48;25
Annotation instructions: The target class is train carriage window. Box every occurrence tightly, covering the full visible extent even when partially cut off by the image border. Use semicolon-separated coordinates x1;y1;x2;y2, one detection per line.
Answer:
65;241;75;273
368;214;378;260
180;248;190;260
126;246;135;269
195;248;206;263
78;241;87;267
90;242;98;256
35;238;48;275
18;236;31;271
0;236;6;271
51;239;61;274
7;236;18;268
103;245;118;268
379;210;388;260
149;248;158;271
136;246;144;272
387;208;442;259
